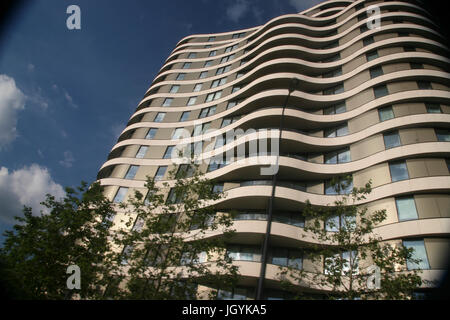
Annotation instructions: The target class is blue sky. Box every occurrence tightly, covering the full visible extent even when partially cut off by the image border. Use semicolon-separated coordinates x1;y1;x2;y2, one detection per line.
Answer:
0;0;323;241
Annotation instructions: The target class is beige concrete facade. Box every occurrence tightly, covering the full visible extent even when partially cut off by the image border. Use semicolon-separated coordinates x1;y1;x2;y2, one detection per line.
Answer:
97;0;450;299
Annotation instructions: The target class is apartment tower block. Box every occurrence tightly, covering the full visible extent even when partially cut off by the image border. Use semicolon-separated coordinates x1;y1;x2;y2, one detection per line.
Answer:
97;0;450;299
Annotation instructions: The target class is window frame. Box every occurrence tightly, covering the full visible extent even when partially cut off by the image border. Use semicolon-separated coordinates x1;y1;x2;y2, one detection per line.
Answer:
389;161;409;182
383;130;401;149
395;196;419;221
154;112;166;122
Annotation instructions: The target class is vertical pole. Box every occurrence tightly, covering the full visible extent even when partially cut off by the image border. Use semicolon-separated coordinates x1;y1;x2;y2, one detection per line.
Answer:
256;78;299;300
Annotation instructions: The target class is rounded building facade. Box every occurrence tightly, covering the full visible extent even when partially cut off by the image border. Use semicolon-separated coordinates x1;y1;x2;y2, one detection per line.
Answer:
97;0;450;299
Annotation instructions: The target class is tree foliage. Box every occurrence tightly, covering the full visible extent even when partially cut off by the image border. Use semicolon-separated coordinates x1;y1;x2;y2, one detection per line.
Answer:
105;163;239;299
1;161;239;300
277;176;425;300
0;182;115;299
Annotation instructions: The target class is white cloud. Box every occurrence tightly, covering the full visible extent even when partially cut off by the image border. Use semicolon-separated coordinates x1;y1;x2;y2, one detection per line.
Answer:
51;83;78;108
28;86;49;110
59;150;75;168
0;164;65;225
27;63;35;72
0;74;26;149
288;0;323;12
63;89;78;109
226;0;250;23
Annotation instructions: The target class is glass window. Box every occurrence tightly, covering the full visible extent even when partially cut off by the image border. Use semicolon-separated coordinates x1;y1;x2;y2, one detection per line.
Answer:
121;245;133;265
163;146;174;159
193;123;210;136
324;124;348;138
324;102;346;115
403;240;430;270
325;214;356;232
322;53;340;63
216;65;231;75
167;188;182;204
325;215;340;232
417;81;432;90
363;36;374;46
404;46;415;52
384;131;401;149
323;84;344;95
366;50;378;62
396;197;418;221
176;73;186;81
232;32;245;39
162;98;173;107
154;112;166;122
182;62;191;69
132;217;145;232
389;161;409;182
199;106;216;118
176;164;195;179
208;36;215;42
271;248;288;266
172;128;186;140
113;187;128;203
338;148;351;163
357;13;366;21
193;83;202;92
187;96;197;106
323;68;342;78
204;60;212;68
199;108;208;118
124;165;139;179
436;129;450;141
211;77;227;88
227;101;237;109
205;91;222;102
232;86;241;93
208;50;217;57
221;116;239;128
374;85;389;98
180;111;190;122
212;183;224;193
236;71;245;79
169;85;180;93
336;124;349;136
199;71;208;79
360;24;369;33
220;54;234;64
379;106;394;121
146;128;157;139
154;166;167;181
324;148;351;164
135;146;148;159
426;103;441;113
187;52;196;59
370;66;383;78
217;288;249;300
342;250;359;274
325;178;353;195
410;62;423;69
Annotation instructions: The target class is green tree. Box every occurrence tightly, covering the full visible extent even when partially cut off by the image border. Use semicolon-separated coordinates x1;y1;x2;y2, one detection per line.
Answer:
0;182;115;299
277;176;426;300
104;162;239;299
